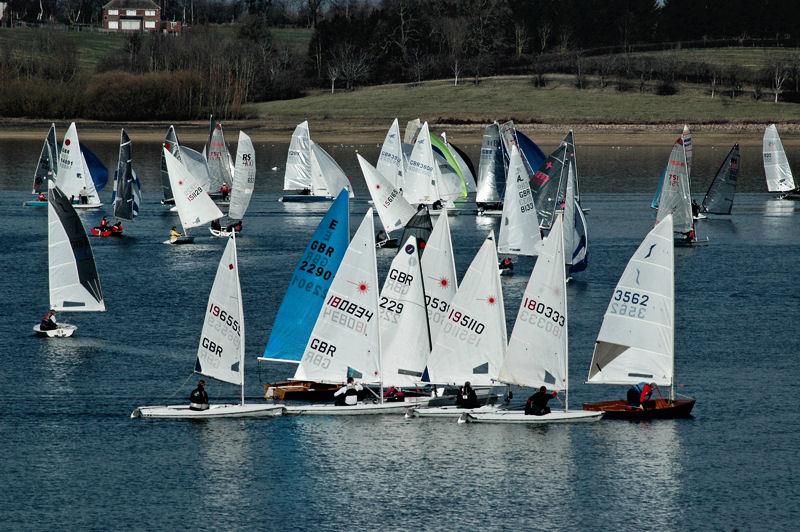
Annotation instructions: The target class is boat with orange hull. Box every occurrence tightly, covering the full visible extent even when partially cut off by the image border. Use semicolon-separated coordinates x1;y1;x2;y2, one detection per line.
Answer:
583;398;695;420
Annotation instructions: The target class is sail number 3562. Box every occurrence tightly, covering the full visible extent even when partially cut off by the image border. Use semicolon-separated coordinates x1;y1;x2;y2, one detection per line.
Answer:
610;290;649;318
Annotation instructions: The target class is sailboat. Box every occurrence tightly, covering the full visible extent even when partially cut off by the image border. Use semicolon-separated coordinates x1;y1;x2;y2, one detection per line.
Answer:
653;125;692;210
497;145;542;268
210;132;256;237
531;142;569;230
283;209;409;415
464;215;602;424
763;124;799;199
655;137;707;246
403;122;463;210
159;126;212;207
358;154;415;248
33;183;105;337
162;148;223;245
204;118;235;202
476;123;505;214
430;132;476;200
24;124;59;207
280;121;354;202
131;233;284;418
56;123;104;210
94;129;141;237
700;144;740;216
421;210;458;345
583;215;696;419
562;161;588;281
376;118;407;190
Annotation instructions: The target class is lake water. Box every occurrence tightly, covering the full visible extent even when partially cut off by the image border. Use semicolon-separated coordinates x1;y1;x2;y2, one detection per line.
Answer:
1;134;798;529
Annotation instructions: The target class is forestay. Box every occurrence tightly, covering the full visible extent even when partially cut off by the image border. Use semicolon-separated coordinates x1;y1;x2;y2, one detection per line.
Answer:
701;144;740;215
228;132;256;221
499;215;567;390
57;123;99;203
293;209;381;384
284;121;312;191
476;122;505;204
163;149;223;232
426;233;507;386
112;129;141;221
421;210;457;344
498;146;541;256
33;124;58;194
587;215;674;387
48;185;105;312
358;154;415;233
310;141;354;198
379;236;429;387
655;138;692;234
195;234;244;386
376;118;406;189
763;124;796;192
205;121;233;192
262;190;349;363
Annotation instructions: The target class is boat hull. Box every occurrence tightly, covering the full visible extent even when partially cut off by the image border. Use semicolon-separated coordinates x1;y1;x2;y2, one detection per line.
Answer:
582;398;695;419
209;228;239;238
376;238;399;249
408;404;503;418
164;236;195;245
674;237;710;247
33;323;77;338
282;402;408;416
23;200;48;207
464;410;603;424
264;380;341;401
131;403;284;419
73;203;103;210
279;194;333;203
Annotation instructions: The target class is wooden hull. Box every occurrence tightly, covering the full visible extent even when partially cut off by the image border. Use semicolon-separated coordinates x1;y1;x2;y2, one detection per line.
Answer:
264;380;341;401
131;403;284;419
464;410;603;424
582;398;695;419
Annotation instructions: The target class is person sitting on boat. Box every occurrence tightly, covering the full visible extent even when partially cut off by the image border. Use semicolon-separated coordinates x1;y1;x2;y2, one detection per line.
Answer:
376;229;389;244
211;219;222;232
111;221;123;234
169;226;182;241
37;192;46;202
99;217;108;228
383;386;405;402
431;199;443;210
299;188;311;196
226;220;242;233
79;186;89;204
525;386;557;416
333;377;362;406
219;182;231;201
682;227;696;243
626;382;654;409
691;199;700;218
499;257;514;272
39;310;58;331
189;380;209;411
456;381;480;408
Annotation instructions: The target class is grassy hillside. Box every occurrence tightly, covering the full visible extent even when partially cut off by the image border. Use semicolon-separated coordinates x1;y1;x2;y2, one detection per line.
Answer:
271;27;313;54
0;27;126;73
626;47;800;70
248;75;800;126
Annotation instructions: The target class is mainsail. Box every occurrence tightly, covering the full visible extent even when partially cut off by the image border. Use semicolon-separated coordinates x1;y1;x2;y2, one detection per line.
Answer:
701;144;740;215
195;234;245;387
763;124;796;192
532;143;569;229
499;215;567;391
379;236;430;387
653;125;692;208
431;133;473;198
33;124;58;194
587;215;674;387
261;190;350;363
426;233;507;386
112;129;141;221
358;154;415;234
404;118;422;145
399;207;433;253
160;126;181;203
476;123;504;205
655;138;692;234
48;185;105;312
228;132;256;221
81;145;108;193
498;145;542;256
284;121;312;191
563;161;588;274
293;209;381;384
404;122;461;205
376;118;406;189
57;123;99;204
310;141;354;198
163;149;223;232
421;210;457;344
205;120;234;193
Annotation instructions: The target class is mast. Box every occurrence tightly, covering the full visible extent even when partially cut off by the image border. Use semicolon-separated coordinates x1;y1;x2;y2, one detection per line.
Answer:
233;231;245;406
373;216;384;404
563;217;569;412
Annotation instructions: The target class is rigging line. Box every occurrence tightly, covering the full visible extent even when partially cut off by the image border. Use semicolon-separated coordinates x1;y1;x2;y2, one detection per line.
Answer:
166;372;196;400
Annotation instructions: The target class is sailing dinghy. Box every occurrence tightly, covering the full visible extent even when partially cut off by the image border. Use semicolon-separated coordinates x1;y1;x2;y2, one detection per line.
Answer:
497;145;542;273
463;215;601;424
204;117;235;202
358;154;415;248
653;125;693;211
582;215;696;419
210;132;256;237
34;184;105;337
700;144;739;216
476;122;505;214
56;123;103;210
94;129;142;238
403;122;463;211
162;148;223;245
763;124;799;199
562;161;588;281
132;233;284;418
24;124;59;207
656;137;707;246
376;118;407;190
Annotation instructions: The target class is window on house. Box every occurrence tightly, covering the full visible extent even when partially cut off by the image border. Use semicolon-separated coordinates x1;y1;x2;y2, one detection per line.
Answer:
108;9;118;15
126;9;136;16
108;21;119;29
145;20;156;28
145;10;155;16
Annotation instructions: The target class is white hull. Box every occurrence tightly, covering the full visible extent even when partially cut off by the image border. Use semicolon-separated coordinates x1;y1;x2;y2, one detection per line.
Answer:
163;236;195;245
33;323;77;338
131;403;284;419
282;402;408;416
73;203;103;210
408;404;503;418
209;228;238;238
463;410;603;424
477;209;503;216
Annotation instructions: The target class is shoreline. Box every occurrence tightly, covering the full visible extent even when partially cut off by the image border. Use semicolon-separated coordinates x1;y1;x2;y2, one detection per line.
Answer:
1;117;799;145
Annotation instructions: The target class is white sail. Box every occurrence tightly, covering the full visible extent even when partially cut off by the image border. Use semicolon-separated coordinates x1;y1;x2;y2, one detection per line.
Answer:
655;138;693;233
379;236;429;387
228;132;256;221
284;121;313;191
563;162;576;265
377;118;406;189
763;124;796;192
56;123;97;203
205;122;234;192
163;149;223;232
404;122;442;205
421;209;458;344
310;141;354;198
498;146;542;256
293;209;381;384
196;234;244;386
499;215;567;390
404;118;422;145
476;123;504;204
587;215;674;387
180;146;212;191
357;154;415;233
426;233;507;386
48;185;105;312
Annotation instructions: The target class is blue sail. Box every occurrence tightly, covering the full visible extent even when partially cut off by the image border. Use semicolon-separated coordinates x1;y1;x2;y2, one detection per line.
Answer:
569;199;589;274
517;131;546;174
81;145;109;192
261;189;350;363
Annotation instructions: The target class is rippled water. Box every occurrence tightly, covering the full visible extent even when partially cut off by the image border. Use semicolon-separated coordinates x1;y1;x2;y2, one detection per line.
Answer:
1;135;798;529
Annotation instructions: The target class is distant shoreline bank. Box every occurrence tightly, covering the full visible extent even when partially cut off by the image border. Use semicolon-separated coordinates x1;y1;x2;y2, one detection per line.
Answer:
1;118;799;146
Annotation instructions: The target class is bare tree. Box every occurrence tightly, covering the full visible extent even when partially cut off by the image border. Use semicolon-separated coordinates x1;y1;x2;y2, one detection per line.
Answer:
329;43;370;90
514;22;528;57
537;21;552;53
769;59;790;103
327;63;339;93
441;16;467;85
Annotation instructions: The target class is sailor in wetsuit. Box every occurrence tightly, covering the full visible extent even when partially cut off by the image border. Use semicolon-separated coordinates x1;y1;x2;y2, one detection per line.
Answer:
456;381;480;408
525;386;557;415
333;377;362;406
39;310;58;331
189;380;209;411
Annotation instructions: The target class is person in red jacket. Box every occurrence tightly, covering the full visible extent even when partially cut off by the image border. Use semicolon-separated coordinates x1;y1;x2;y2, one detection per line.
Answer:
219;182;231;201
626;382;655;409
99;216;108;228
